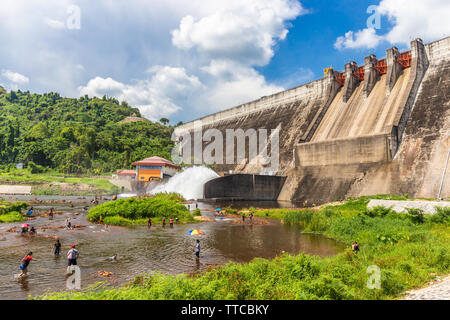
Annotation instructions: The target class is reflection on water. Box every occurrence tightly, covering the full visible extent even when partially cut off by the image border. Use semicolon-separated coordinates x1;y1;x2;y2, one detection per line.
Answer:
0;198;343;300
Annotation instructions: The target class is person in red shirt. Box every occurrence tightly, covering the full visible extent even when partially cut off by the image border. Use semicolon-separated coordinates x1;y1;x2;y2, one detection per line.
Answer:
19;252;39;278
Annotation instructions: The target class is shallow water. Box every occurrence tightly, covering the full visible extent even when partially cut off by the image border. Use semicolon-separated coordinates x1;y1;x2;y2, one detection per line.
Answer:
0;199;343;300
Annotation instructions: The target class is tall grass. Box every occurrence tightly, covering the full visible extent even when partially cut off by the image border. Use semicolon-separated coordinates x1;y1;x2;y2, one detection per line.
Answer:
0;200;28;215
37;195;450;300
0;211;26;223
0;200;28;223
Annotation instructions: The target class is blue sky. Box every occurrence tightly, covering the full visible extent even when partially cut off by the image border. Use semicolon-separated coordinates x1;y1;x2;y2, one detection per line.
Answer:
260;0;394;87
0;0;448;123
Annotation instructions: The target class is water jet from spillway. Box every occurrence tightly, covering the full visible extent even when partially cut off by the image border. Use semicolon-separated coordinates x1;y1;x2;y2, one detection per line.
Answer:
149;166;219;200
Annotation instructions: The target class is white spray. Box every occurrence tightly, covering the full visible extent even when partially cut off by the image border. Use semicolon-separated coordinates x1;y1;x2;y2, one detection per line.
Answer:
150;166;219;200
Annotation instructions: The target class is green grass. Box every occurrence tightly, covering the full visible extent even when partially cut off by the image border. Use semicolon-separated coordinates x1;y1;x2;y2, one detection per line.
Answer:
87;193;195;225
0;211;26;223
0;170;120;195
0;200;28;223
36;195;450;300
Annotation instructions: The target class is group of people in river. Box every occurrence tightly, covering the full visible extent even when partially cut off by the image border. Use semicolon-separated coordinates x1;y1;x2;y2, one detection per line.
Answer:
18;241;79;279
14;197;205;283
147;217;179;229
20;225;36;235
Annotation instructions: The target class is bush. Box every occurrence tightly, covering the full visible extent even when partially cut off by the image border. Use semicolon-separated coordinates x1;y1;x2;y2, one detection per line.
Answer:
362;206;393;218
430;207;450;224
406;208;425;224
87;193;191;224
225;207;238;215
0;200;28;215
0;211;26;223
27;161;46;174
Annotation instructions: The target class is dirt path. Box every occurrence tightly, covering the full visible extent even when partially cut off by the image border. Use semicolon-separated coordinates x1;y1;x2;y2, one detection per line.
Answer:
402;275;450;300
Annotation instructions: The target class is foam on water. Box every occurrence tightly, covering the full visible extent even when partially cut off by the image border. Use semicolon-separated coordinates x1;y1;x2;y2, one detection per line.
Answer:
118;193;137;198
150;166;219;200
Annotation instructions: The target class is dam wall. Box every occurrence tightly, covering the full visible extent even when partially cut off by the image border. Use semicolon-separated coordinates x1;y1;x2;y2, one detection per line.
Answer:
295;39;428;168
203;174;286;201
282;36;450;202
175;73;339;173
176;36;450;202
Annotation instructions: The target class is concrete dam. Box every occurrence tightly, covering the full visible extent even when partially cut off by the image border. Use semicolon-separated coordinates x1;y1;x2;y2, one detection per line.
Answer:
175;37;450;203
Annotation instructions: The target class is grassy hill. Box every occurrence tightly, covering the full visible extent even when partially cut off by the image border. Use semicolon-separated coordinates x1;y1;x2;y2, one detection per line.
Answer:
0;87;175;174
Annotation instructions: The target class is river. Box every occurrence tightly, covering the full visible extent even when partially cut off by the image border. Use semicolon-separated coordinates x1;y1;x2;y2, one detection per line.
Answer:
0;196;343;299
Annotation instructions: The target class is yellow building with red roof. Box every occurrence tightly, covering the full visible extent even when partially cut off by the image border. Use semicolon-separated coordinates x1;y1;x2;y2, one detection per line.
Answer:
132;156;180;181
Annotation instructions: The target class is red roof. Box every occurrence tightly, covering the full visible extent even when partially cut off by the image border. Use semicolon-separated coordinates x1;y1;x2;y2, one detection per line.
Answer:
132;156;180;168
117;170;136;176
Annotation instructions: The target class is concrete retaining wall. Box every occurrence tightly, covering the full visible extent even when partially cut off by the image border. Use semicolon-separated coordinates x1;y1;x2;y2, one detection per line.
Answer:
367;199;450;214
204;174;286;200
295;134;391;167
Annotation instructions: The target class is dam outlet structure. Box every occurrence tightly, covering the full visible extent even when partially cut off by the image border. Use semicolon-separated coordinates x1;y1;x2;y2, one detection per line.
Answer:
174;37;450;203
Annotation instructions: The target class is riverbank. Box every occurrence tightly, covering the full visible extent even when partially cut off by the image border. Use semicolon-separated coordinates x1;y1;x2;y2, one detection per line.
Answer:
1;199;341;299
37;195;450;300
0;170;120;196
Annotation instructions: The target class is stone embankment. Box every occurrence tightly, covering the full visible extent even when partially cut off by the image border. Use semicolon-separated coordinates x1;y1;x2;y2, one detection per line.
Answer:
402;275;450;300
367;199;450;214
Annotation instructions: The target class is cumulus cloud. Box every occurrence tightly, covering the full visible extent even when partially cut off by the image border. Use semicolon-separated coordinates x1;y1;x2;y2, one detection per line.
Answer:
172;0;304;66
335;0;450;50
200;59;284;111
335;28;383;50
79;66;204;121
1;70;29;84
0;0;307;121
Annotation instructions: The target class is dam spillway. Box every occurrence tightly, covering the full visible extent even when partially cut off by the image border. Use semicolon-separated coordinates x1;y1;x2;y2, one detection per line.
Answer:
175;37;450;202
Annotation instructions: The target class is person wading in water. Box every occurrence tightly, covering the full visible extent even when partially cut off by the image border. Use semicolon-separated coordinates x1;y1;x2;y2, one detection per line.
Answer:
54;239;61;256
67;244;79;266
195;240;201;259
147;217;152;229
19;252;39;278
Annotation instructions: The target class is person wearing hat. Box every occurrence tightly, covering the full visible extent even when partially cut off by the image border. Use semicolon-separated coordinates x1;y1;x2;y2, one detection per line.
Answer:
67;244;79;266
19;251;39;278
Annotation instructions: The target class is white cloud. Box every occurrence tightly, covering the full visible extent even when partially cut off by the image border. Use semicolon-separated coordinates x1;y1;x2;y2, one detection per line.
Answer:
172;0;304;66
79;67;204;121
0;0;307;122
199;59;284;111
335;28;382;50
1;70;29;84
44;18;65;30
335;0;450;50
